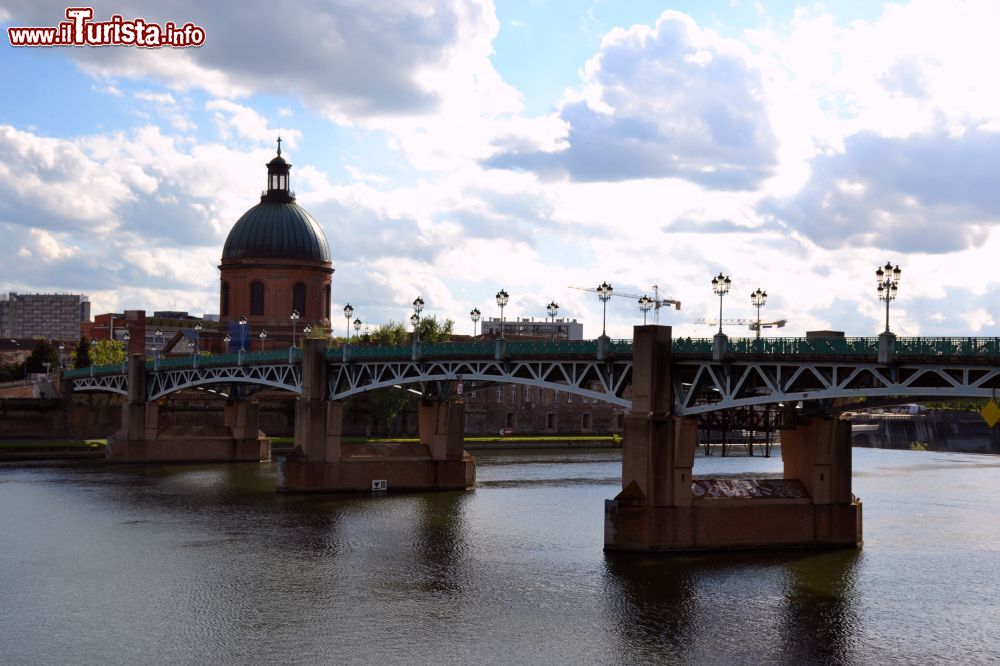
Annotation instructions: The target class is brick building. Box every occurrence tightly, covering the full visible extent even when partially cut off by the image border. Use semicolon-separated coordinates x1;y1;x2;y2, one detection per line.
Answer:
463;384;626;435
0;292;90;341
218;140;333;349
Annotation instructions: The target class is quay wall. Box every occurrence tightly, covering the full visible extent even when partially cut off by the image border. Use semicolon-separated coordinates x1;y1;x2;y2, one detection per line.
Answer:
851;412;1000;454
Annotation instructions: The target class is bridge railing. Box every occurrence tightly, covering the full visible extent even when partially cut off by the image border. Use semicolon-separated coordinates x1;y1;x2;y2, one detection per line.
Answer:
896;337;1000;357
61;336;1000;380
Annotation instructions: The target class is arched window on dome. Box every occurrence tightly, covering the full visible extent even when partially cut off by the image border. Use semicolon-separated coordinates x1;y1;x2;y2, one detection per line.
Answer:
325;285;331;319
250;281;265;316
293;283;306;315
221;282;230;317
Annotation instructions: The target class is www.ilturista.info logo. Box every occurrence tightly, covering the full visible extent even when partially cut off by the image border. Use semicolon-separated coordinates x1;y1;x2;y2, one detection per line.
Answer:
7;7;206;48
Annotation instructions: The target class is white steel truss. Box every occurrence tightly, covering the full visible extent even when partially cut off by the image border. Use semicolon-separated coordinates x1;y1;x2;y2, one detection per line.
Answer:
674;360;1000;415
71;374;128;396
72;356;1000;415
146;363;302;401
328;358;632;406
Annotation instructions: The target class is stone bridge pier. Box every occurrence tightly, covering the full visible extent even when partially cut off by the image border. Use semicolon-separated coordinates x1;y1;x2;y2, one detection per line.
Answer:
277;339;475;493
605;325;862;552
106;354;270;463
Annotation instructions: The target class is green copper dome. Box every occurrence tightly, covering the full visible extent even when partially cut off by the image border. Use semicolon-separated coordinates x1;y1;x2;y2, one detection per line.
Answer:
222;201;330;262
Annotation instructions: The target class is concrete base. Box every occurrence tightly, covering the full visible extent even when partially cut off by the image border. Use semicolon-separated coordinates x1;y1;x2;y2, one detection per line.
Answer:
604;498;862;552
277;445;476;493
106;436;270;464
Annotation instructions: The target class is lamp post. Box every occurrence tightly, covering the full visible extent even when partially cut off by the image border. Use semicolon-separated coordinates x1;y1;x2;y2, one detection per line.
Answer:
596;281;613;337
410;312;420;342
239;315;248;351
750;288;767;339
259;330;267;351
876;261;901;333
711;272;731;335
154;328;163;363
638;295;653;326
412;297;424;342
343;304;353;341
495;289;509;339
223;334;231;352
290;310;300;348
353;318;362;338
193;322;203;354
187;338;195;363
546;301;559;340
470;308;481;337
58;343;65;370
303;324;312;338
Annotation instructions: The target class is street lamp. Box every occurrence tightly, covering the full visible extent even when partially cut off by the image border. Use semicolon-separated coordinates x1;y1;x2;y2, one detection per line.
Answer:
193;322;202;354
58;343;65;370
187;338;195;361
638;296;653;326
876;262;901;333
303;324;312;338
596;281;613;337
470;308;481;337
495;289;509;339
154;328;163;362
223;334;231;351
239;315;248;351
751;288;767;339
410;312;420;342
711;272;731;335
353;318;361;338
259;330;267;351
546;301;559;340
343;304;353;340
290;310;300;348
412;297;424;342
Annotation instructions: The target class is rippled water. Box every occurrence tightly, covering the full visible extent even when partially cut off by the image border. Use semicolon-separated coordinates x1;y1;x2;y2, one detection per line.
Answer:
2;447;999;664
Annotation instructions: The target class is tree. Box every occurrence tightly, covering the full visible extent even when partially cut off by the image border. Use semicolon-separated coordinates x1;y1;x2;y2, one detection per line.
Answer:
90;339;126;366
363;317;456;433
368;316;455;345
73;337;91;369
25;338;59;374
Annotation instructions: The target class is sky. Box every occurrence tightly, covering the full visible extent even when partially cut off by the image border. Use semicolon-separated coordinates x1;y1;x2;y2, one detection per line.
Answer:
1;0;998;340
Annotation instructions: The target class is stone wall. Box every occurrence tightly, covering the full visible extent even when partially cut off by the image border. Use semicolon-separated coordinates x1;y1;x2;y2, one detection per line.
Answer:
0;395;296;439
851;412;1000;453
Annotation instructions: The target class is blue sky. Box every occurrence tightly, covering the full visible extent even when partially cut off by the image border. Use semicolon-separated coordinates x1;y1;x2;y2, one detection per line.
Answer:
1;0;998;338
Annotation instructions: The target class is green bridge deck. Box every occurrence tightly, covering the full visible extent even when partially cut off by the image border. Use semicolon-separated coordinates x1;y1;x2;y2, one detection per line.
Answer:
62;336;1000;379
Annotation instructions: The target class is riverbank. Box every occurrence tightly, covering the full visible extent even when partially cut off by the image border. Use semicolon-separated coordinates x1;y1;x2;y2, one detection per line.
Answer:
269;434;622;454
0;439;106;461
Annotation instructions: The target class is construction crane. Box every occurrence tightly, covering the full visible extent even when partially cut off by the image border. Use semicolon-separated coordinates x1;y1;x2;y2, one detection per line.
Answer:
569;284;680;324
694;318;788;332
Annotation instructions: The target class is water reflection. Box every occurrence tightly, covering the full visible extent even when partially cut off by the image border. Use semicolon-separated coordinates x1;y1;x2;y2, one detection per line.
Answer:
602;548;862;663
779;549;862;663
601;553;697;662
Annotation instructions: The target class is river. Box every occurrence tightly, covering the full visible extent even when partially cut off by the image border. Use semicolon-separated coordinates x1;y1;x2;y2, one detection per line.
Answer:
1;447;999;664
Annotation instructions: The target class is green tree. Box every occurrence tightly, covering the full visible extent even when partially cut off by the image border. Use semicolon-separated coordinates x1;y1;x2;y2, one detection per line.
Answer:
368;316;455;345
90;339;126;367
25;338;59;373
73;337;91;369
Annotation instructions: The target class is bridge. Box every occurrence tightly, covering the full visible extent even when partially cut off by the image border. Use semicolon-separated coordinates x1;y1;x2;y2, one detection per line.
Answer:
62;328;1000;553
66;334;1000;409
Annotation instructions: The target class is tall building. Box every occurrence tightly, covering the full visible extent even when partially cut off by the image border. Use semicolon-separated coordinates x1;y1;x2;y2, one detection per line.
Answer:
218;140;333;349
0;292;90;341
481;316;583;340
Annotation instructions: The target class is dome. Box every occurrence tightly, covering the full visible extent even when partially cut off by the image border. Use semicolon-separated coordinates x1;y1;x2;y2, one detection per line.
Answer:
222;201;331;262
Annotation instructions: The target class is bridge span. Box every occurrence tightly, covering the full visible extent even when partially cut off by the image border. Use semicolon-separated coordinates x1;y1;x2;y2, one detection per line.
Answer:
61;328;1000;553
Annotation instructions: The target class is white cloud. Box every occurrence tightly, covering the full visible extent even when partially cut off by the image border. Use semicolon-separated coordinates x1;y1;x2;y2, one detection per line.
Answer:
206;99;301;148
487;11;778;188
